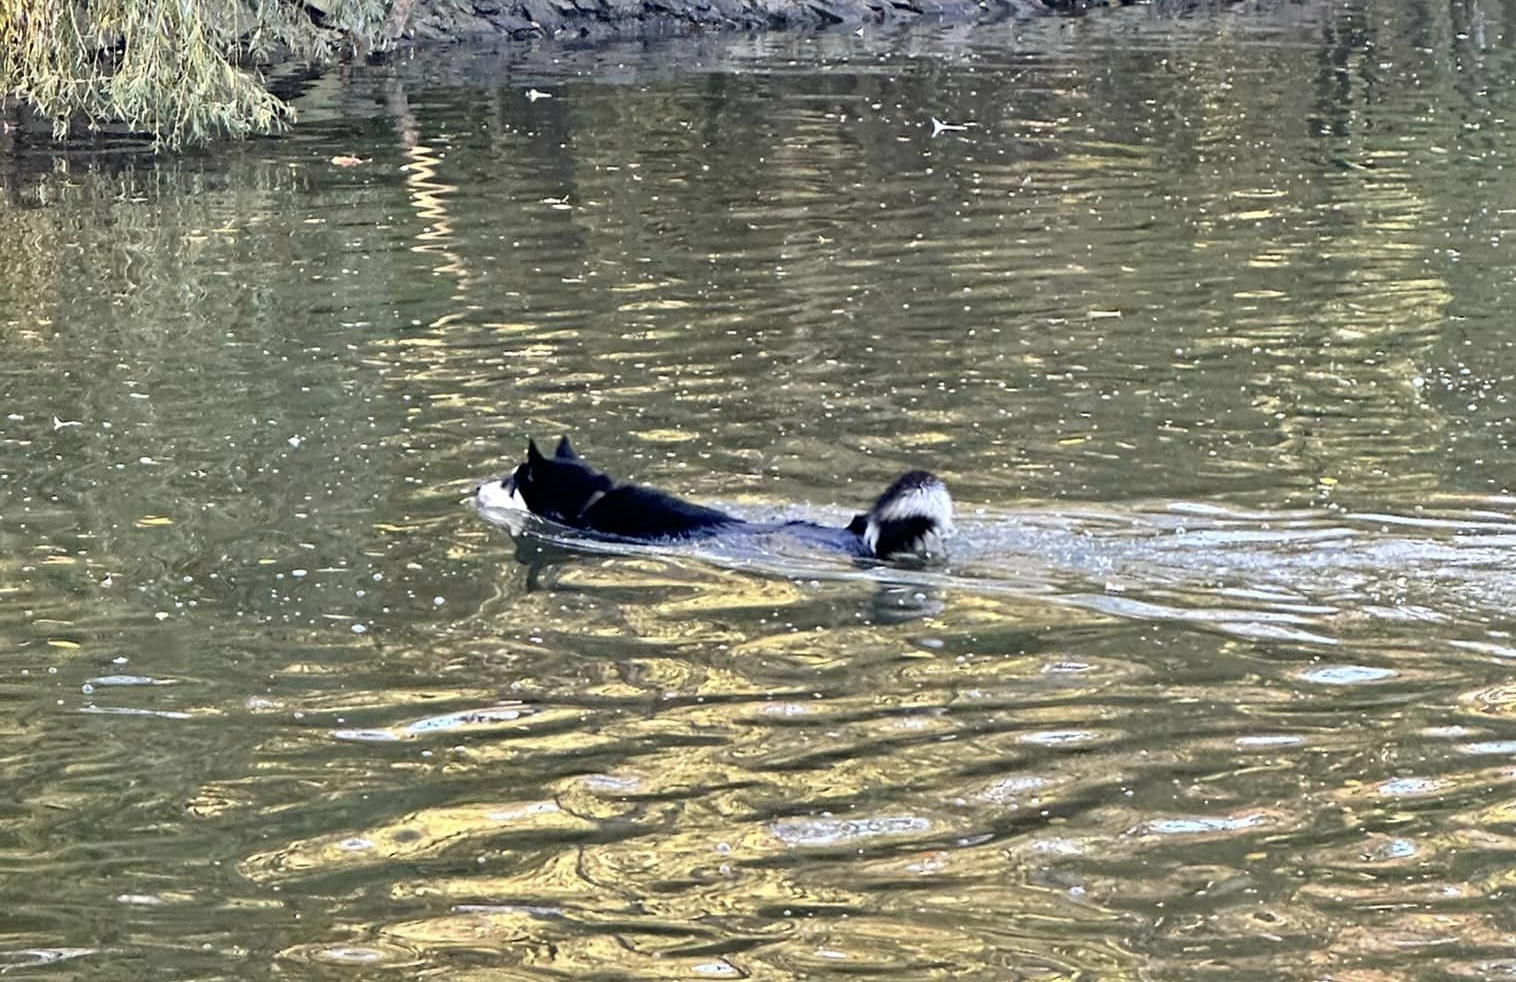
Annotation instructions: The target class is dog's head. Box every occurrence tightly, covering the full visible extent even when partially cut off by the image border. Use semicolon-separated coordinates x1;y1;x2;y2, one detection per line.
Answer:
849;470;955;558
475;436;613;527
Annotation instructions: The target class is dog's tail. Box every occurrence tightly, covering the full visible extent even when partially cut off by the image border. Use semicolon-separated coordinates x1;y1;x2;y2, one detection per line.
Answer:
847;470;955;558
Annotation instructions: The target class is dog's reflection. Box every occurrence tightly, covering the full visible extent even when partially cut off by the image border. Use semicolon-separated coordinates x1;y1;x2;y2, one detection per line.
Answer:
503;531;946;627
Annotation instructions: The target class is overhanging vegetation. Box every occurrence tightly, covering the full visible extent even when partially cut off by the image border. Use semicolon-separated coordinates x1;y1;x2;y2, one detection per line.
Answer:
0;0;398;146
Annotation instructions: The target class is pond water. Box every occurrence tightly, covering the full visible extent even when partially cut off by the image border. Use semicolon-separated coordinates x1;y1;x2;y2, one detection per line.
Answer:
5;1;1516;978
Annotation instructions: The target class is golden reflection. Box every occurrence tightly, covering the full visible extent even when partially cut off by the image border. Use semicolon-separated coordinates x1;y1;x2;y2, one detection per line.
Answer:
1307;914;1505;960
1298;878;1479;907
390;78;470;299
1457;683;1516;719
186;781;260;818
1455;797;1516;827
381;929;746;980
240;798;594;882
375;862;1139;978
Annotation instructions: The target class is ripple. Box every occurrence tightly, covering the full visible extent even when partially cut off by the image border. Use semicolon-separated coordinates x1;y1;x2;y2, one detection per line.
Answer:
1020;729;1104;747
1459;741;1516;756
1297;665;1399;685
1135;813;1270;837
85;674;174;687
1235;734;1306;748
277;941;422;968
976;774;1054;805
1378;777;1448;798
78;705;195;720
770;815;933;849
331;702;538;741
0;948;98;970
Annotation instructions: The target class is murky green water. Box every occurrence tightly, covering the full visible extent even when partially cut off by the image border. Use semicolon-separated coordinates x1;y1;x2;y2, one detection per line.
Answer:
5;2;1516;978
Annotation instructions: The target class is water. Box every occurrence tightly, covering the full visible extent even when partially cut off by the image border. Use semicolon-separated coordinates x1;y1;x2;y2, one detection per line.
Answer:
4;1;1516;977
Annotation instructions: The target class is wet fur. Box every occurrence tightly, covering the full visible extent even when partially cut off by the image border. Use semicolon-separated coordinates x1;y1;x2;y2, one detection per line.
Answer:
477;436;953;559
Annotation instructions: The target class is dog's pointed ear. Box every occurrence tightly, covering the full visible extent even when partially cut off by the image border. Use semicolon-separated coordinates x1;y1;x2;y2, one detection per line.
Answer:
555;436;580;460
526;438;544;463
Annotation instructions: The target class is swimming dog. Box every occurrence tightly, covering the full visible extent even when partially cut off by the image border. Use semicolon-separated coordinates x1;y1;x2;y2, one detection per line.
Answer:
475;437;954;559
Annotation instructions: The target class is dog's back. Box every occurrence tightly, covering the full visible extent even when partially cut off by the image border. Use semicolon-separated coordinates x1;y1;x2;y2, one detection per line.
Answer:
579;484;737;539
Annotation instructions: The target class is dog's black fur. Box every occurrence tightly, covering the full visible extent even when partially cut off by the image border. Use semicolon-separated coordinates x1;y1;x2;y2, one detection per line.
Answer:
476;437;954;559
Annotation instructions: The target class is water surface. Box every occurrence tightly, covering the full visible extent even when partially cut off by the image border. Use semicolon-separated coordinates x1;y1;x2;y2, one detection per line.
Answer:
4;2;1516;978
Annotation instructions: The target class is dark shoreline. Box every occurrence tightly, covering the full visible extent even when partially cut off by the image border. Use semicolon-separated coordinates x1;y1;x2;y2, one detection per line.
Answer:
398;0;1072;44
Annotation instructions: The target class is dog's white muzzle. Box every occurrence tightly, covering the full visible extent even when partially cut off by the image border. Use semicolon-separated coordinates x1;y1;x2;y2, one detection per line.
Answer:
475;476;528;514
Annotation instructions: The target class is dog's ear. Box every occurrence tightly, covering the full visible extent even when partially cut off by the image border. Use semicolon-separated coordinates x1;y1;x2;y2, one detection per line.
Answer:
555;436;580;460
526;438;544;464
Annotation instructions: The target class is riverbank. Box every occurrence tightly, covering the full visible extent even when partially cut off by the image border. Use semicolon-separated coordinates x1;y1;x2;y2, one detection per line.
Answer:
397;0;1066;43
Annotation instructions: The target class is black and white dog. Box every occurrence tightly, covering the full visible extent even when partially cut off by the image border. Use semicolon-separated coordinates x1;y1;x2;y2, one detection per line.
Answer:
476;437;954;559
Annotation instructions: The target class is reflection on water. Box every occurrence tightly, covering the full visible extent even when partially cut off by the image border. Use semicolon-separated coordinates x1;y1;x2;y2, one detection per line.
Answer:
5;0;1516;978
